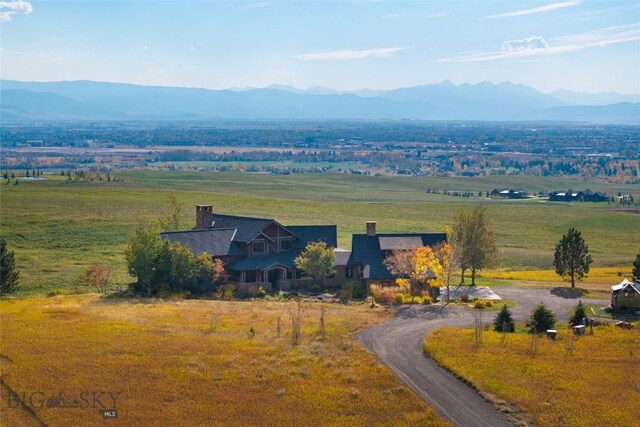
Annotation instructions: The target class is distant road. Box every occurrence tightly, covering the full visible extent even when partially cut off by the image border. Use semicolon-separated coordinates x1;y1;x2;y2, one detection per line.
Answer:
357;287;608;427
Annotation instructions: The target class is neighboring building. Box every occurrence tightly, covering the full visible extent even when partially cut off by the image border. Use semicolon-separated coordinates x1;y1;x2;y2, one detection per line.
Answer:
611;279;640;311
161;205;446;292
490;188;526;199
549;189;608;202
348;221;447;287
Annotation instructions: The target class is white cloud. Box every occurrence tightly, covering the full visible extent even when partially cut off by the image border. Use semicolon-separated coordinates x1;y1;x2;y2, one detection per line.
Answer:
295;47;408;61
436;23;640;62
0;1;33;23
381;13;405;20
502;36;549;52
486;1;581;19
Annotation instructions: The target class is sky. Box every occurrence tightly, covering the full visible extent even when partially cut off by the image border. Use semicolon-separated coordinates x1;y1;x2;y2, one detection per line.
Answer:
1;1;639;94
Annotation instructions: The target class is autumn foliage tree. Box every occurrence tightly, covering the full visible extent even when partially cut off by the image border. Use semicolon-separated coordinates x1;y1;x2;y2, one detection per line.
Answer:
196;252;229;288
430;242;456;302
452;206;499;285
158;194;184;232
83;264;113;294
384;245;450;297
295;241;335;286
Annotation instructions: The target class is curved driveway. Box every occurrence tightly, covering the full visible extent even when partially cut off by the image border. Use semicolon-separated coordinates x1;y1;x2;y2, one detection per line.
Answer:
356;287;608;427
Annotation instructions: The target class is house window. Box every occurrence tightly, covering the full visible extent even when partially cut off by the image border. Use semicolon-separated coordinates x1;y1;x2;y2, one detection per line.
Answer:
346;267;353;278
252;240;265;254
279;239;292;251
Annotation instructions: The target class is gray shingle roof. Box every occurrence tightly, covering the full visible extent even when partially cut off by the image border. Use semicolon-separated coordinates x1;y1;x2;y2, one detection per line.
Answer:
209;214;275;243
334;250;351;266
160;228;243;257
378;236;424;250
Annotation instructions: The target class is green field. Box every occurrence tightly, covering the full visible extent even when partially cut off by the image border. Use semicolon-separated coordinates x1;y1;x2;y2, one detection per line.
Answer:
1;171;638;296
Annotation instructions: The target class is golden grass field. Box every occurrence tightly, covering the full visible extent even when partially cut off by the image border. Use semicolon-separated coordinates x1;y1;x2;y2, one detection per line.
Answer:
0;296;448;427
478;266;633;286
424;326;640;427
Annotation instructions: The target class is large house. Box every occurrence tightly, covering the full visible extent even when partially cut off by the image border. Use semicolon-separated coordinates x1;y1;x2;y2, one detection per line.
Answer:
548;189;608;202
160;205;447;291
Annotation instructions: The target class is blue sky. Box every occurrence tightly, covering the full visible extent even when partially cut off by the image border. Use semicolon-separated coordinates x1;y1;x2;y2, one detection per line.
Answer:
1;1;639;94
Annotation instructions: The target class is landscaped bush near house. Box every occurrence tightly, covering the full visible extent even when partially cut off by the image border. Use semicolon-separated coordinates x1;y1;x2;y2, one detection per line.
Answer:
530;303;556;333
215;283;235;300
493;304;515;332
338;280;367;301
569;300;588;326
473;300;487;309
473;299;493;309
394;293;405;305
370;284;404;305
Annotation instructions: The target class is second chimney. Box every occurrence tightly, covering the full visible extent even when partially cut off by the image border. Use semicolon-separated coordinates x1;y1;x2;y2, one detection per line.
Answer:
366;221;376;237
195;205;213;230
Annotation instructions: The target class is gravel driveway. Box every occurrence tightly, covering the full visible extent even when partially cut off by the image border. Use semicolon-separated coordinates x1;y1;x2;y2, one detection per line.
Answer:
356;286;608;427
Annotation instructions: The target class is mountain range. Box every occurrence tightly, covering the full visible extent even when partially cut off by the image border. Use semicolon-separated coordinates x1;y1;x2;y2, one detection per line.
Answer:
1;80;638;124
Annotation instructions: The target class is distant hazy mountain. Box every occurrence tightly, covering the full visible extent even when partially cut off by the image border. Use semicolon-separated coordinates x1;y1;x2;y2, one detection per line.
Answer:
378;80;566;120
549;89;640;106
528;102;640;125
1;79;638;124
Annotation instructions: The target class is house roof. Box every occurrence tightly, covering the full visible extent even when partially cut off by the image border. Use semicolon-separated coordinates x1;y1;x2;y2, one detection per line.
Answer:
209;214;277;243
350;232;447;280
612;279;640;294
160;228;244;257
227;252;298;271
379;236;424;250
287;225;337;249
334;249;351;266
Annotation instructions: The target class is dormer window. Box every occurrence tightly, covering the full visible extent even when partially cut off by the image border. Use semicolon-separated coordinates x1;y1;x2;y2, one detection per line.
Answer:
252;240;265;254
279;238;292;251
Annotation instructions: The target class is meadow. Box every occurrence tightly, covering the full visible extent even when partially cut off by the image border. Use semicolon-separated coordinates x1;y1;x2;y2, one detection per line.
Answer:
0;170;638;296
0;296;447;427
424;326;640;427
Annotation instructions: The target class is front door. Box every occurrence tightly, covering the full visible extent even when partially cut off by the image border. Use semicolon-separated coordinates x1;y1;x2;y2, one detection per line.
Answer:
267;268;283;289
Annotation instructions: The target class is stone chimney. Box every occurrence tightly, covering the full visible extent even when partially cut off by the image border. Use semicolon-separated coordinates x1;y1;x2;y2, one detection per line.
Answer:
366;221;376;237
195;205;213;230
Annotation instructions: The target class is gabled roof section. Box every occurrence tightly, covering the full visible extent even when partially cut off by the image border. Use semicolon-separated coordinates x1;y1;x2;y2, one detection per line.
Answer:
227;252;298;271
209;213;276;243
160;228;244;257
612;279;640;294
287;225;338;249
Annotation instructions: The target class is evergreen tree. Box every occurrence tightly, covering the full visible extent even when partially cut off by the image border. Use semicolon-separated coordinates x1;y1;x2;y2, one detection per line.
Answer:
0;239;20;295
632;251;640;281
493;304;515;332
569;300;587;326
530;303;555;333
553;228;593;288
